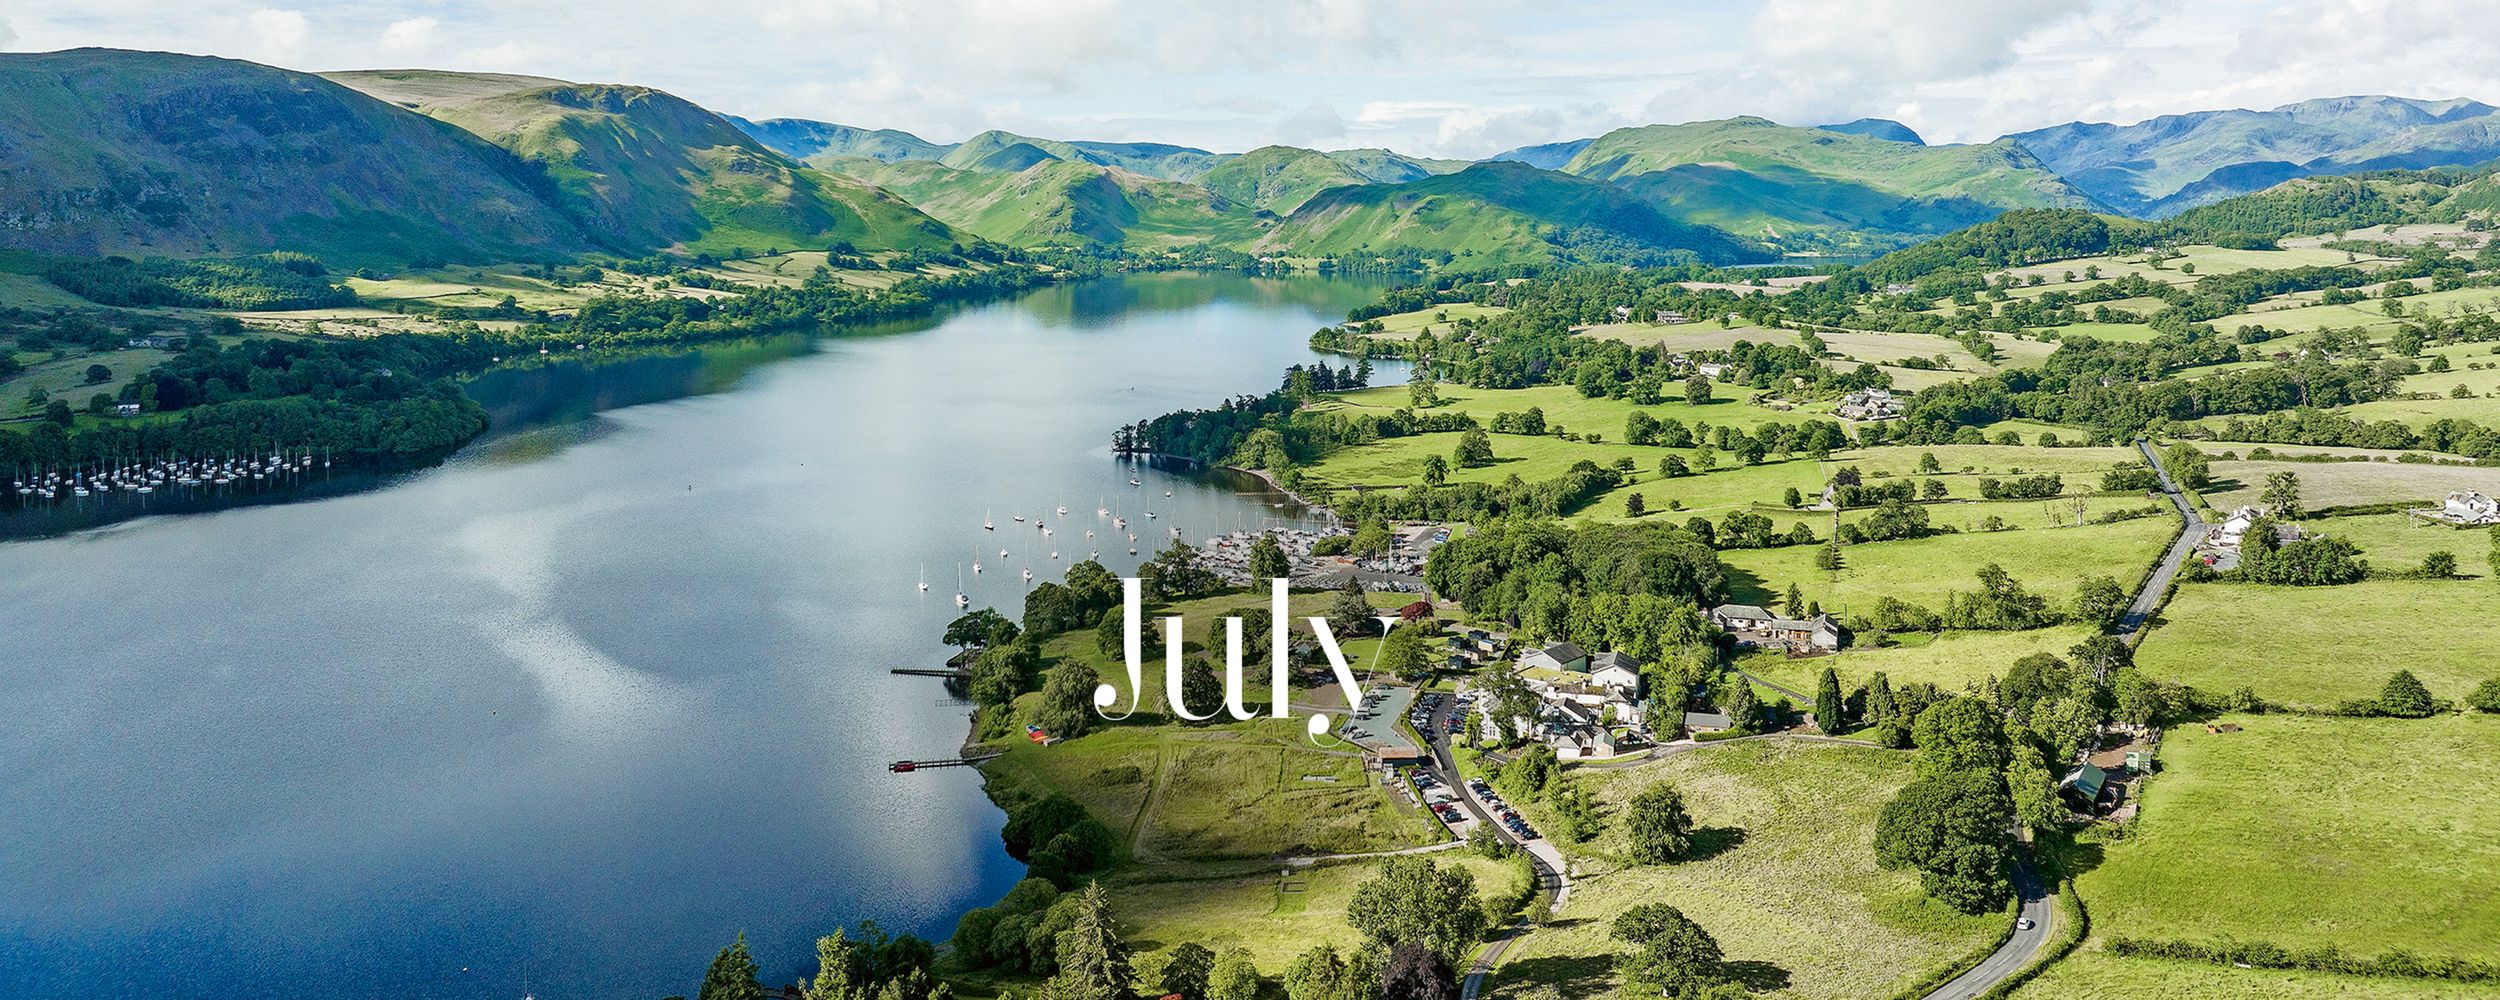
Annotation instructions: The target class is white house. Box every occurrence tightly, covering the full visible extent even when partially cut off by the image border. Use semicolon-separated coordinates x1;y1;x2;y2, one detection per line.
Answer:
1710;604;1778;631
2442;491;2500;525
1837;388;1902;421
1589;651;1642;692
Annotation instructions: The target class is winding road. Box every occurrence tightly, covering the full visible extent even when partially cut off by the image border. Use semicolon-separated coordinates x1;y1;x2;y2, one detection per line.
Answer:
2116;437;2203;644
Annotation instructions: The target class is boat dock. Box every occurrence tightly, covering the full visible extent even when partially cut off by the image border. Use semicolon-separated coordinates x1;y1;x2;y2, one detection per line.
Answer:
888;753;1000;773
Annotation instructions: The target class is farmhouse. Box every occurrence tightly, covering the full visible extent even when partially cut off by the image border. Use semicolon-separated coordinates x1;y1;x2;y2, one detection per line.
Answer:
1713;603;1843;653
2437;490;2500;526
1654;309;1692;324
2195;505;2304;569
1836;387;1903;421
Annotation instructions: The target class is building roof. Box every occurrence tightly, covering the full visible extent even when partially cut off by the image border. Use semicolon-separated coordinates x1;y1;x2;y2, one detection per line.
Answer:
1712;604;1776;621
1591;650;1642;673
1536;640;1588;663
1683;710;1734;730
2060;763;2108;799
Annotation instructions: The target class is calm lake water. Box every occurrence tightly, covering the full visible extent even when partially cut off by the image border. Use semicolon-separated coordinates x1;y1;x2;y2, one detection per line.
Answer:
0;273;1401;1000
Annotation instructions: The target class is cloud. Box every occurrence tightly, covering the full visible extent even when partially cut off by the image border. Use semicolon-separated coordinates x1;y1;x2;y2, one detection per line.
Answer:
242;8;309;66
0;16;17;48
1271;100;1346;146
376;16;438;61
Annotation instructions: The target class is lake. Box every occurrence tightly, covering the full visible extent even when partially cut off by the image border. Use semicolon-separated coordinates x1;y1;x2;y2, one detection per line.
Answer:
0;272;1402;1000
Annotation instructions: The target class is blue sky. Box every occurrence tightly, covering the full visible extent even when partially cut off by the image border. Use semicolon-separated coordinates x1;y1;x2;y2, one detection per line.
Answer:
9;0;2499;156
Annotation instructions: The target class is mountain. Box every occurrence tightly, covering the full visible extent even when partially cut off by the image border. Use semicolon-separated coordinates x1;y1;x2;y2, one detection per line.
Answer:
1197;147;1376;214
0;49;594;266
726;116;950;164
1252;160;1768;265
1320;148;1471;183
327;70;959;257
828;157;1257;248
1817;118;1925;144
1557;117;2097;248
2004;95;2500;217
1489;138;1594;170
2163;164;2500;239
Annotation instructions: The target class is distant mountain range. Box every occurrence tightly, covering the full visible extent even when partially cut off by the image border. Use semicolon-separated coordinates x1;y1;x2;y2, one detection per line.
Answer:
6;48;2500;271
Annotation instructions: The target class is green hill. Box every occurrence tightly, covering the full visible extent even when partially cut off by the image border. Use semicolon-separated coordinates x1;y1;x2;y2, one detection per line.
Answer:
2005;96;2500;217
1197;147;1375;214
833;158;1259;248
1253;160;1769;265
2163;166;2500;239
726;116;950;164
1817;118;1925;144
1320;148;1472;183
327;70;959;256
1557;118;2097;250
0;49;593;267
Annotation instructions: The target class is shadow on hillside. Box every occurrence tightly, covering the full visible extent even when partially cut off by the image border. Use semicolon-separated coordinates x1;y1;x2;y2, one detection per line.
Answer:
1683;825;1748;863
1488;954;1613;998
1721;564;1774;605
1724;959;1793;991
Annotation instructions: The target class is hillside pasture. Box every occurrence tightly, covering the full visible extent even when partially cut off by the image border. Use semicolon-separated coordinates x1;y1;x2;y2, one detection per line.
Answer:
2136;580;2500;707
1484;740;2001;1000
2204;459;2500;510
2074;714;2500;964
1718;515;2176;613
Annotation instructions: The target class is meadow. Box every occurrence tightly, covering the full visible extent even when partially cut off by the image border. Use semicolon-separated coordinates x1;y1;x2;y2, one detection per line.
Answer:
1485;740;2002;1000
2010;951;2500;999
1718;516;2175;612
2134;580;2500;707
2203;459;2500;511
2073;714;2500;963
1739;625;2105;701
1112;852;1529;973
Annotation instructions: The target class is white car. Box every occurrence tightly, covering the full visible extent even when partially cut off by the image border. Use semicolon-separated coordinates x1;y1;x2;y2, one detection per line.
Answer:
2016;917;2036;931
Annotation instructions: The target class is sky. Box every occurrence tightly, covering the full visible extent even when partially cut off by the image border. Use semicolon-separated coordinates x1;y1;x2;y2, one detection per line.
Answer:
7;0;2500;157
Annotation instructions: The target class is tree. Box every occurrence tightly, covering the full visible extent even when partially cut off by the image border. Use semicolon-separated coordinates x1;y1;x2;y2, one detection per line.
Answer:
945;608;1019;651
1874;769;2015;913
1249;533;1292;581
2007;743;2062;833
2423;551;2459;579
1684;373;1714;405
2468;678;2500;713
1911;697;2010;778
1035;666;1100;739
1207;947;1263;1000
1453;427;1495;468
1815;666;1847;734
43;399;73;426
1624;492;1646;517
2162;442;2212;491
1328;578;1376;637
1048;883;1133;1000
1660;455;1689;477
83;363;112;385
1381;941;1458;1000
1422;454;1449;486
2380;670;2437;718
2261;470;2304;519
1785;582;1805;615
1410;380;1441;409
1611;903;1725;997
1142;541;1221;601
2071;575;2129;629
1282;945;1345;1000
1153;943;1214;999
1814;540;1842;571
697;935;766;1000
1720;679;1761;735
1625;782;1694;863
1380;624;1431;679
1345;856;1488;965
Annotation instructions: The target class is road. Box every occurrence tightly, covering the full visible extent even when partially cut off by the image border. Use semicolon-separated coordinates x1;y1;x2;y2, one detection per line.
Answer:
1415;709;1568;1000
1922;856;2056;1000
2116;438;2204;644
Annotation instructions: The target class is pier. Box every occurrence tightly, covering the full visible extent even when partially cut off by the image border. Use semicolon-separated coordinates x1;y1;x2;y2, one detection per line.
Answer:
888;753;1000;773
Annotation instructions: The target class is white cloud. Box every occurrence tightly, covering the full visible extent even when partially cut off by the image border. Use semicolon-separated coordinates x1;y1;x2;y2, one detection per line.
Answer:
376;16;438;62
241;7;308;67
5;0;2499;155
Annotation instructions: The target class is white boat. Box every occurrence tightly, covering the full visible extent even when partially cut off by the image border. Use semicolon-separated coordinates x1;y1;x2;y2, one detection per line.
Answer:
955;592;969;608
1130;477;1141;486
1050;551;1059;560
1145;511;1157;519
999;547;1009;558
1089;550;1099;559
1164;490;1173;498
973;561;983;574
1041;526;1052;536
1012;513;1025;523
1021;568;1033;582
983;509;994;531
1056;504;1068;516
918;563;929;593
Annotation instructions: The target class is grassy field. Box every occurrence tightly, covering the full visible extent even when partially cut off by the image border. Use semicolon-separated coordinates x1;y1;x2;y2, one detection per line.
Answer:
1113;852;1528;972
2309;511;2496;578
2204;459;2500;510
2;347;172;419
1484;740;2001;1000
2074;714;2500;963
1368;303;1509;339
1577;319;1781;352
2011;951;2500;999
1741;626;2104;700
1718;516;2175;612
2135;580;2500;707
2342;395;2500;428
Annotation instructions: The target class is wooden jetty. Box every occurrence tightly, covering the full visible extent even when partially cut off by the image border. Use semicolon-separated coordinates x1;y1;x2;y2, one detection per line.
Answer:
889;752;1000;774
